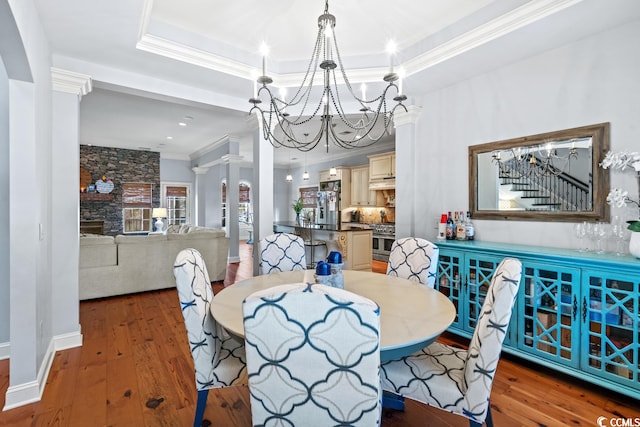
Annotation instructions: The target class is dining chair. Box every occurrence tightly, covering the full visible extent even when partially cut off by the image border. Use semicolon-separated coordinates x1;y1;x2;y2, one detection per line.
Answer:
386;237;440;287
258;232;307;274
173;248;247;427
242;282;382;426
380;257;522;427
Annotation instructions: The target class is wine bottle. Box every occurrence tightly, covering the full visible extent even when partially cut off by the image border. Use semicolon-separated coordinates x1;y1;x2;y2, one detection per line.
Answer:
437;213;447;241
465;211;475;240
446;211;455;240
456;211;466;240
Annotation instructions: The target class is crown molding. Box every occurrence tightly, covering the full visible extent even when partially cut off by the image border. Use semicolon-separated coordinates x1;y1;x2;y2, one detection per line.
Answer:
404;0;583;76
137;0;582;86
51;67;92;97
136;33;252;79
188;134;232;160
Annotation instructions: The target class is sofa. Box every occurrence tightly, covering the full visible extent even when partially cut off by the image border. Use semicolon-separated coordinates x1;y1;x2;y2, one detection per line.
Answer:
79;225;229;300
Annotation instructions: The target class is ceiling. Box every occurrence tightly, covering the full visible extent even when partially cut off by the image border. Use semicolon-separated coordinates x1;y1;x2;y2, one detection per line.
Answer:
33;0;640;167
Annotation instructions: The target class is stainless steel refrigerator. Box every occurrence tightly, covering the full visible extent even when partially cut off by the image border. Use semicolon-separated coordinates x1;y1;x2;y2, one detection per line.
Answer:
316;180;341;229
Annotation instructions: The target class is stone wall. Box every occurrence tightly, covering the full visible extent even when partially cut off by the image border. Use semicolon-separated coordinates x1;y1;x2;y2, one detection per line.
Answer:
80;145;160;235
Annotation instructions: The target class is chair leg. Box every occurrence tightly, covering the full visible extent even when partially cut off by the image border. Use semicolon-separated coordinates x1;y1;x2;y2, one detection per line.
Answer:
485;402;494;427
469;402;493;427
194;389;209;427
382;390;405;411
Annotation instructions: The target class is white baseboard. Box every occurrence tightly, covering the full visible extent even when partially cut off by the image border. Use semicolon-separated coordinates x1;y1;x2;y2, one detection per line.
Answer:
0;342;9;360
228;255;241;263
54;329;83;351
3;328;82;410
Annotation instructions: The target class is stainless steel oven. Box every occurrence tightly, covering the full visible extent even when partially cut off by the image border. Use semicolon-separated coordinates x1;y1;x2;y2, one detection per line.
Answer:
371;223;395;262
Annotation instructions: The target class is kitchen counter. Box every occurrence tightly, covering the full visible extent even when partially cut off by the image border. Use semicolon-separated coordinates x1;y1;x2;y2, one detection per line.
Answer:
273;221;372;232
273;221;373;271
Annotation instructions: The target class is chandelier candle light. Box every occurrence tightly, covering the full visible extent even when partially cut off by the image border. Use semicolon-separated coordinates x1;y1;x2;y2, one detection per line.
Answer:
249;0;407;152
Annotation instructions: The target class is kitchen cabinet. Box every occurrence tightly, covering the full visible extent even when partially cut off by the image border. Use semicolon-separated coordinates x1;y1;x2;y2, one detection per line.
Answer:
350;166;380;207
435;240;640;400
337;229;373;271
369;152;395;180
319;167;347;182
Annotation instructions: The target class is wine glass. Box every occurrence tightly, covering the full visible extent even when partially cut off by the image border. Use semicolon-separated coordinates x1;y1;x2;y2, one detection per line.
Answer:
584;222;594;252
574;222;586;252
594;222;608;254
611;216;627;256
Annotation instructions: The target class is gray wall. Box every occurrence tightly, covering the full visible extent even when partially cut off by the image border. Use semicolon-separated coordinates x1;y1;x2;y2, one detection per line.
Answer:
407;19;640;247
0;55;9;349
160;157;194;183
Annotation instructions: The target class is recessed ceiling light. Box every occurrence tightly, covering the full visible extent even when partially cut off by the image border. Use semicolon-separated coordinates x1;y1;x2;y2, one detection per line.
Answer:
178;122;187;127
166;136;173;140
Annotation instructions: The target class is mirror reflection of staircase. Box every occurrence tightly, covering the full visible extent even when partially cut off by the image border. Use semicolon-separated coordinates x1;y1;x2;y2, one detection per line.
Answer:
498;158;591;211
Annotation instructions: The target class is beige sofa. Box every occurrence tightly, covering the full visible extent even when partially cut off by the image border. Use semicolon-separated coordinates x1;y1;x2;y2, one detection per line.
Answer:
79;226;229;300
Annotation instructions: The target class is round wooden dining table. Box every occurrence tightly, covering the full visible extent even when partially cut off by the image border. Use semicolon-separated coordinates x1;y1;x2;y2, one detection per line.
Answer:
210;269;456;361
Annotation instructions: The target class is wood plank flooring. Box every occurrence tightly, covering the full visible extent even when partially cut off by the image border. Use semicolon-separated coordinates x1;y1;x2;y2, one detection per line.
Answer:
1;241;639;426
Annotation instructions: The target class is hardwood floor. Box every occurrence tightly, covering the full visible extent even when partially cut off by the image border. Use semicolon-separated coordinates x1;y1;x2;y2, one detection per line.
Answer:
1;241;638;426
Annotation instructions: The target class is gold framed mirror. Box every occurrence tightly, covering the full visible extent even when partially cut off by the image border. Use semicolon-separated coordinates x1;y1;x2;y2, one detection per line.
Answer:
469;122;610;222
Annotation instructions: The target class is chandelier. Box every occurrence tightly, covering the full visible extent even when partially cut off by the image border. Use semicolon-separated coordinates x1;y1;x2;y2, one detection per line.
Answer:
249;0;407;152
492;140;580;179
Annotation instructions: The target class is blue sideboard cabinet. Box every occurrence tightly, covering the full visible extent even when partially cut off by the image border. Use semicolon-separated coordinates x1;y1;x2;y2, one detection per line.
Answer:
435;240;640;399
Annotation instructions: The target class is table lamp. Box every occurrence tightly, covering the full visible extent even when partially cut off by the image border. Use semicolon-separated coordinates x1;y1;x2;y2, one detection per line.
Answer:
152;207;167;233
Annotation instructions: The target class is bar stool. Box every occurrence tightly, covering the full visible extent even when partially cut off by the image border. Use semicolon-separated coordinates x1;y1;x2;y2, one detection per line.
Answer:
304;239;327;267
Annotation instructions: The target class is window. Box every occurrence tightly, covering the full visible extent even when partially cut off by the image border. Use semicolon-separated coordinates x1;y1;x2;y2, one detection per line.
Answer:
163;184;190;225
222;182;252;227
122;183;152;233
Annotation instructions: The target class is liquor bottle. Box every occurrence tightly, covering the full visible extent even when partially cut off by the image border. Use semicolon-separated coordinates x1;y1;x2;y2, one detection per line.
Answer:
465;211;475;240
445;211;455;240
437;213;447;241
456;210;466;240
452;211;459;239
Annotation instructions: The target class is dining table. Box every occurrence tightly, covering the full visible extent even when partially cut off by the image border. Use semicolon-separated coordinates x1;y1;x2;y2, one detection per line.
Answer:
210;269;457;362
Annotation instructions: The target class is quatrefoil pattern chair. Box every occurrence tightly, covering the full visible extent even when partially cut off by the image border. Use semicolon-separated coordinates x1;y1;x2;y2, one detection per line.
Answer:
243;283;382;426
259;233;307;274
173;248;248;427
380;257;522;427
386;237;440;287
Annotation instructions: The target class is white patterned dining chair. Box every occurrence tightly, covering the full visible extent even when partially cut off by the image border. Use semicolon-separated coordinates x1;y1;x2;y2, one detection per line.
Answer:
259;232;307;274
386;237;440;287
173;248;247;427
242;282;382;426
380;257;522;427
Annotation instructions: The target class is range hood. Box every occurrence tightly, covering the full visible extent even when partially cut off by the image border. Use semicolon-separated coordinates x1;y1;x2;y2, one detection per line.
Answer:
369;178;395;190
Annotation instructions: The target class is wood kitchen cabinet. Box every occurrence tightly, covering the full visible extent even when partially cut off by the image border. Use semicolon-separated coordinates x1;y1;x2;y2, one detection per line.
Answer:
350;165;380;207
369;152;395;180
337;229;373;271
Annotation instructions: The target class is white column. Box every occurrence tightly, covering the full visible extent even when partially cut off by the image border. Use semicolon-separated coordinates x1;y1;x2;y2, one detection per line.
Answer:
223;151;243;263
192;166;210;226
394;105;422;239
247;113;274;276
50;67;91;349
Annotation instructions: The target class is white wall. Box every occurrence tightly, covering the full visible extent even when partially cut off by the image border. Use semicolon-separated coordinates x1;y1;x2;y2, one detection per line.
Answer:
0;55;9;353
407;19;640;248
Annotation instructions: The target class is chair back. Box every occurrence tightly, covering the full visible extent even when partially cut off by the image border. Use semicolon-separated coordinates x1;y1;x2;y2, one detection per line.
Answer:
173;248;246;391
386;237;439;287
463;257;522;416
243;283;382;426
259;232;306;274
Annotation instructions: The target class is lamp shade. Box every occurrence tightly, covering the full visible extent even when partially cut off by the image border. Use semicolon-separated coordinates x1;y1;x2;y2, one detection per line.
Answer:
152;208;167;218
